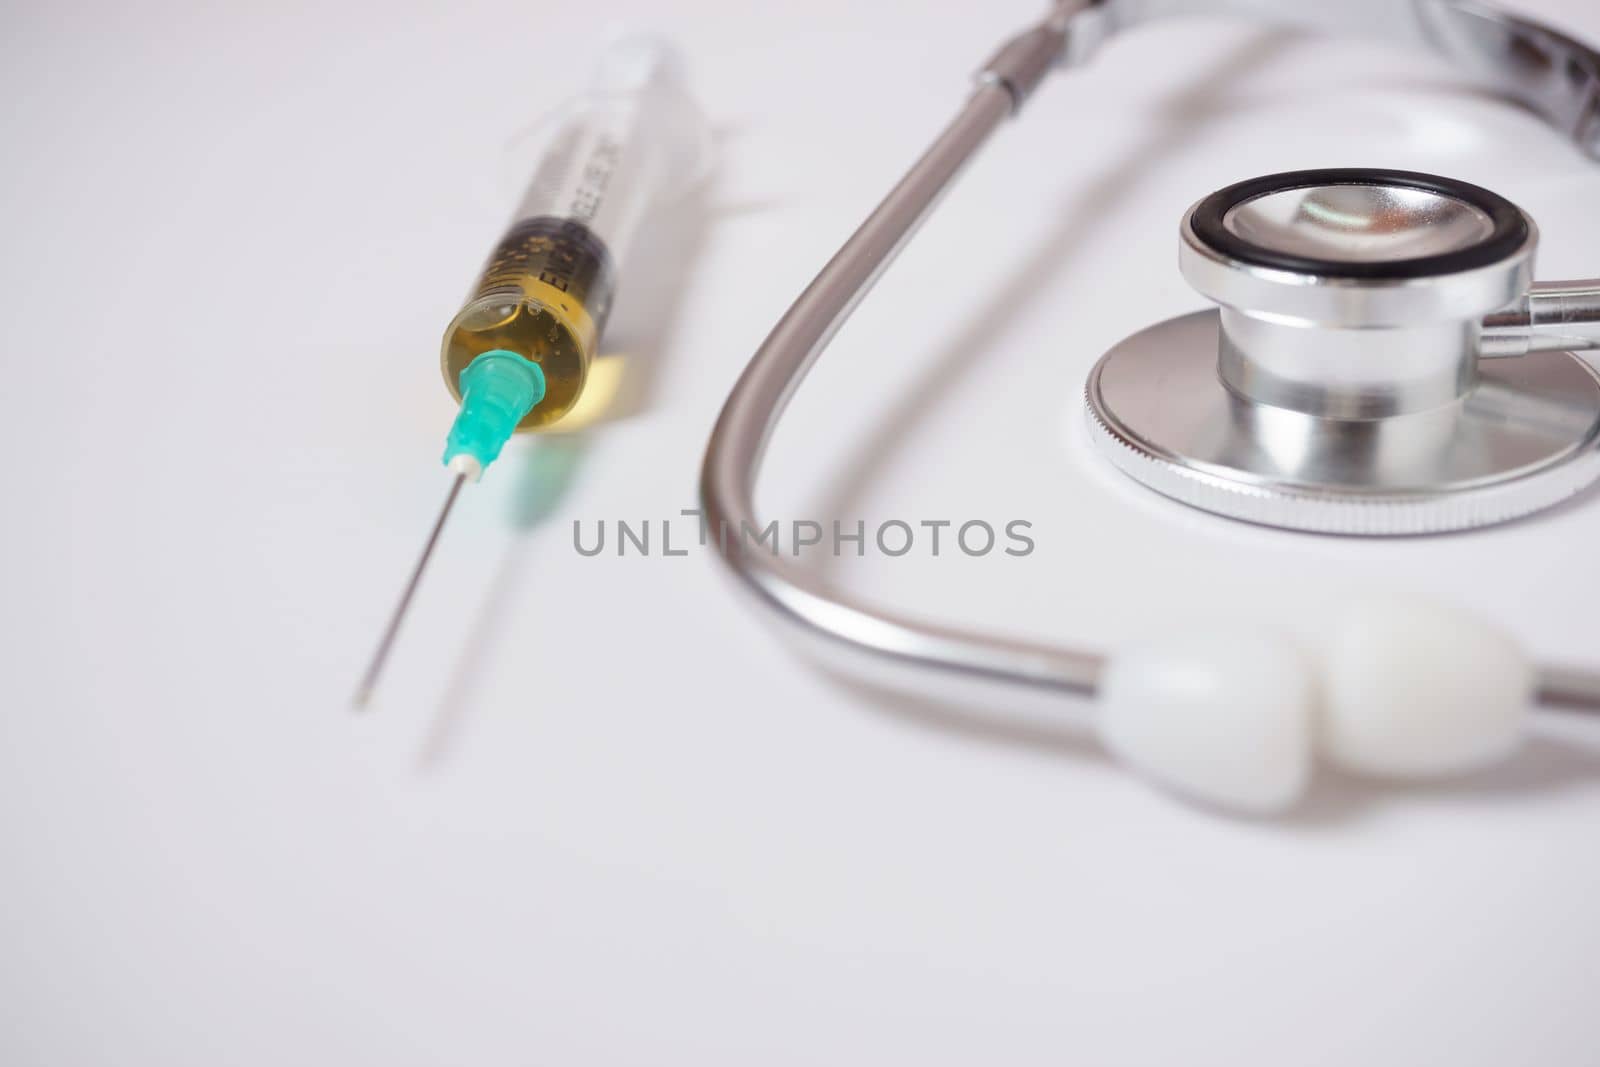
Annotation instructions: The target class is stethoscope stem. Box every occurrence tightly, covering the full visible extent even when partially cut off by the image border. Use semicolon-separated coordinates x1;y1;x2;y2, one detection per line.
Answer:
1480;280;1600;358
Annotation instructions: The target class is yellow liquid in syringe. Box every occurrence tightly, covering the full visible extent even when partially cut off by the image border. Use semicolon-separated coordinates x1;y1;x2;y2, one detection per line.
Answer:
440;217;616;431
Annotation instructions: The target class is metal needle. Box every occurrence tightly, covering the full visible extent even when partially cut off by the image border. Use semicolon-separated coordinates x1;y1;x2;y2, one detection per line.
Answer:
353;472;467;709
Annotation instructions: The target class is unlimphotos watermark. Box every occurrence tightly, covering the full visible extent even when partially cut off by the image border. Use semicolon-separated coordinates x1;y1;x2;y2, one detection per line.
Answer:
573;509;1035;558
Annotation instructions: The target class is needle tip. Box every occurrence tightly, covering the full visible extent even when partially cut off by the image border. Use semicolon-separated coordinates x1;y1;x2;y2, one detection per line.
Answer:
351;472;468;714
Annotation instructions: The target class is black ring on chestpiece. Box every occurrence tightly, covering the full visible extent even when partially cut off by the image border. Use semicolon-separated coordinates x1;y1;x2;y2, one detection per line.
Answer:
1187;168;1529;280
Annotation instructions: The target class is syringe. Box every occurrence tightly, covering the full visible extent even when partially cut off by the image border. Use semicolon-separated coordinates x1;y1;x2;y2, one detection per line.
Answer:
356;34;707;707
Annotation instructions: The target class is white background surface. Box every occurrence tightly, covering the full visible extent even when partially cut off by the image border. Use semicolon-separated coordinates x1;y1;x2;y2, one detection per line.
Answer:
5;1;1600;1063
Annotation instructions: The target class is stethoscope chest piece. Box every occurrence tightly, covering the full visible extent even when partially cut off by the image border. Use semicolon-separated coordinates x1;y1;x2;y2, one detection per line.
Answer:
1085;168;1600;534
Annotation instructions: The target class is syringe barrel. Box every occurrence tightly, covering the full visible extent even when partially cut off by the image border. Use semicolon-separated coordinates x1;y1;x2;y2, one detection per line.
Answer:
441;35;707;431
511;34;704;268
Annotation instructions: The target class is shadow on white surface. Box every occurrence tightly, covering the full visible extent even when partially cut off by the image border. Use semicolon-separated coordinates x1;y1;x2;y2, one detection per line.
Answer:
418;435;589;770
830;676;1100;760
838;671;1600;826
1293;735;1600;827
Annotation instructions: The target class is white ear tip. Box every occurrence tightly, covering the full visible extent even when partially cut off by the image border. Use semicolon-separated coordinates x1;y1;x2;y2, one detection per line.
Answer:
1322;595;1531;779
1098;630;1315;814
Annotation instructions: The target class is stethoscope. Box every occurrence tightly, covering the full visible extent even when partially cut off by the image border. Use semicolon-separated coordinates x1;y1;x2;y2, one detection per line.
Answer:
699;0;1600;813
